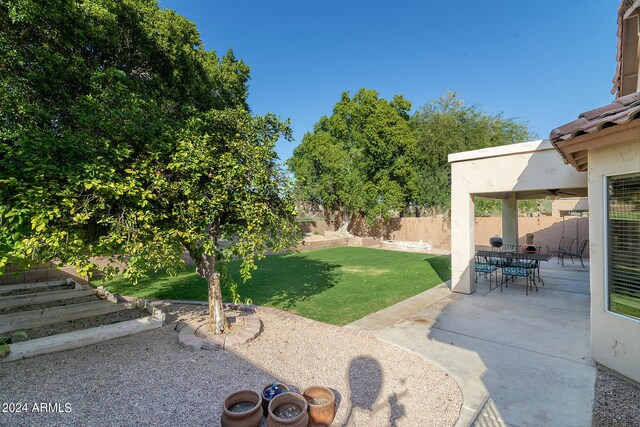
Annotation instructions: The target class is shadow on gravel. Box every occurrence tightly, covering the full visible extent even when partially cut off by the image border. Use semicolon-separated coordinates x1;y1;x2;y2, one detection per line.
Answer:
342;356;408;426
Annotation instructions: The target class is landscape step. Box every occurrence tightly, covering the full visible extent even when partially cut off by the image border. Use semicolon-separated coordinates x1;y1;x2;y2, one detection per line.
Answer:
0;280;70;293
2;316;164;362
0;289;97;310
0;300;127;334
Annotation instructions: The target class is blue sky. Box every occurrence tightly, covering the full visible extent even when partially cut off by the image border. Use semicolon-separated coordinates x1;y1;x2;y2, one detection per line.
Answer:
160;0;618;162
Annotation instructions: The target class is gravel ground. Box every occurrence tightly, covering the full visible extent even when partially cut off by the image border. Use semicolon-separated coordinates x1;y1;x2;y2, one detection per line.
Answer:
0;303;462;426
592;366;640;426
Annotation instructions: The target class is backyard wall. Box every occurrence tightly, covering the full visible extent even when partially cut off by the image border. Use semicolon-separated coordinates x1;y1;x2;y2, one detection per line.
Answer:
301;215;590;256
1;216;589;286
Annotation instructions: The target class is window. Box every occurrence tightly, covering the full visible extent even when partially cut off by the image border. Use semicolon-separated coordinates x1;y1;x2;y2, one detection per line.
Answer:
607;173;640;320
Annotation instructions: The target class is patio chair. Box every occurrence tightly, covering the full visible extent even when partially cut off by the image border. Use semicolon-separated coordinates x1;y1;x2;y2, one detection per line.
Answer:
500;253;537;295
560;239;589;267
475;252;498;290
546;237;577;264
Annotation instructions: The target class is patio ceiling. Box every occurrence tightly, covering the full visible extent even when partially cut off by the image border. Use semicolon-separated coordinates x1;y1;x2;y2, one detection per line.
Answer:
473;187;589;200
448;139;588;198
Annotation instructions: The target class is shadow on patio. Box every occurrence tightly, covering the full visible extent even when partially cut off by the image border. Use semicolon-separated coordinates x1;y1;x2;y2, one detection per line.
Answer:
431;258;594;426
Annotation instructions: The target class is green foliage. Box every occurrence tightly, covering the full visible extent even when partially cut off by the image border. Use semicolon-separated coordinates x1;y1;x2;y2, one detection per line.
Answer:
474;198;501;217
411;92;533;213
474;198;543;217
0;0;300;286
288;89;416;230
0;344;8;358
0;330;27;346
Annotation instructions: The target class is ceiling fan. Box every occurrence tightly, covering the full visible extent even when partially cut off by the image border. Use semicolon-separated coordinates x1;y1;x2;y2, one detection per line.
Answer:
543;189;578;199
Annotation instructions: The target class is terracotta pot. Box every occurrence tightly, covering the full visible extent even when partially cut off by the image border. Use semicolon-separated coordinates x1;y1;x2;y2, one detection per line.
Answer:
221;390;263;427
303;386;336;426
261;382;290;416
267;392;309;427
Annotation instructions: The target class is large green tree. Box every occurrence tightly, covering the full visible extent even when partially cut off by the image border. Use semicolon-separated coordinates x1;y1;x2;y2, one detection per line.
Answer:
411;92;533;213
288;89;416;233
0;0;299;333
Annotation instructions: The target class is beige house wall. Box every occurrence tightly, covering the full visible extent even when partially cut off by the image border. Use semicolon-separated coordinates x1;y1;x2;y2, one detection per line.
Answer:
588;138;640;383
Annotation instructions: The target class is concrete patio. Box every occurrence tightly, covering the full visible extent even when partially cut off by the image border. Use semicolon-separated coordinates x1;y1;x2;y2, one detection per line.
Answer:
350;253;594;426
433;256;594;426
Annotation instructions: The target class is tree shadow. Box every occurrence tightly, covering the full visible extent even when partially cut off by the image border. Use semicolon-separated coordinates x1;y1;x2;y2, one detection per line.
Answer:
98;255;341;310
425;255;451;283
225;255;340;309
349;215;403;240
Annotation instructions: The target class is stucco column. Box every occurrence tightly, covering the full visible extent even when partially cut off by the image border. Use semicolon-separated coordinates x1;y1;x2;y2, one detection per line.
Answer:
450;164;475;294
502;194;518;247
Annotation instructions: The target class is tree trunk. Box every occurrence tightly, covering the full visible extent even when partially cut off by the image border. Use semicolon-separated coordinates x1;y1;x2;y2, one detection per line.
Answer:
336;210;353;236
195;252;229;335
208;270;228;334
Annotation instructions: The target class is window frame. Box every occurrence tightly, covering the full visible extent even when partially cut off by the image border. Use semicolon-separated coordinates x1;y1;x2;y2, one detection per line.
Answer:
604;172;640;322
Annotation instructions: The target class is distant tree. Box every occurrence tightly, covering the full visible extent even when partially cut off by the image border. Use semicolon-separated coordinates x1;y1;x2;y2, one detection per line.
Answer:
0;0;299;334
288;89;416;233
411;92;533;214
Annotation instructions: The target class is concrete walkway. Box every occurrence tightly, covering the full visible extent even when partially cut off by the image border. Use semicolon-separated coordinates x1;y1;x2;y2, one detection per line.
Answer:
347;258;595;427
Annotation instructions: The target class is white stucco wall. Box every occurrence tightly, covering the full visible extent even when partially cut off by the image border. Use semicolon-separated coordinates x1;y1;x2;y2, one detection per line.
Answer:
588;138;640;383
449;140;588;293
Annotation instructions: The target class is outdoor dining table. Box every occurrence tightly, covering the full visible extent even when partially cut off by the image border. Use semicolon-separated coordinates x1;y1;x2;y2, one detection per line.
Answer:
475;249;553;287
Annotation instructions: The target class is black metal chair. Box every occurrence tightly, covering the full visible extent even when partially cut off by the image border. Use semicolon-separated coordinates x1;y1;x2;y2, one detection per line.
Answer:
547;237;577;264
500;253;537;295
501;244;517;252
475;252;498;290
561;239;589;267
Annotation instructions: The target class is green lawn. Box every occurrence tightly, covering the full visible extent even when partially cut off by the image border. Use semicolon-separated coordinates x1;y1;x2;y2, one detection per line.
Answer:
100;247;451;325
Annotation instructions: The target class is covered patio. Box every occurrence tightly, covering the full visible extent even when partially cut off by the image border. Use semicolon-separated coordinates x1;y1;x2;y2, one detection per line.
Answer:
444;139;594;425
448;139;588;295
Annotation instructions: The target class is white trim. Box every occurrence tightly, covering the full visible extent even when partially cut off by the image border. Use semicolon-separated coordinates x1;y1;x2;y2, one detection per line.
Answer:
623;0;640;20
604;174;610;314
447;140;553;163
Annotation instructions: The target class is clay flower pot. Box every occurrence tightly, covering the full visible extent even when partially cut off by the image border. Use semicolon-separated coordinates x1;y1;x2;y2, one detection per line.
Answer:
221;390;263;427
303;386;336;426
261;382;289;416
267;392;309;427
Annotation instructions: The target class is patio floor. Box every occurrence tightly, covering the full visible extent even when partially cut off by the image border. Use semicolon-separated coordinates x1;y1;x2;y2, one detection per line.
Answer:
431;256;594;426
352;254;595;426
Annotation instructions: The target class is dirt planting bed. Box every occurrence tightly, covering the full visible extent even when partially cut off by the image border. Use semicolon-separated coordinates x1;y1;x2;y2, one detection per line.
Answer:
0;284;75;297
20;308;150;341
0;295;102;316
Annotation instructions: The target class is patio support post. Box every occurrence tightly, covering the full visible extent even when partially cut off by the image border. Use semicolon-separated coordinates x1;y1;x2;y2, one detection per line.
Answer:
502;194;518;248
450;163;475;294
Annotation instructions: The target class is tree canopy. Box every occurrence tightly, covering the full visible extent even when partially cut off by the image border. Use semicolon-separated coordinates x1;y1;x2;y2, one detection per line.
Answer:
411;92;533;213
0;0;299;333
288;89;416;232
